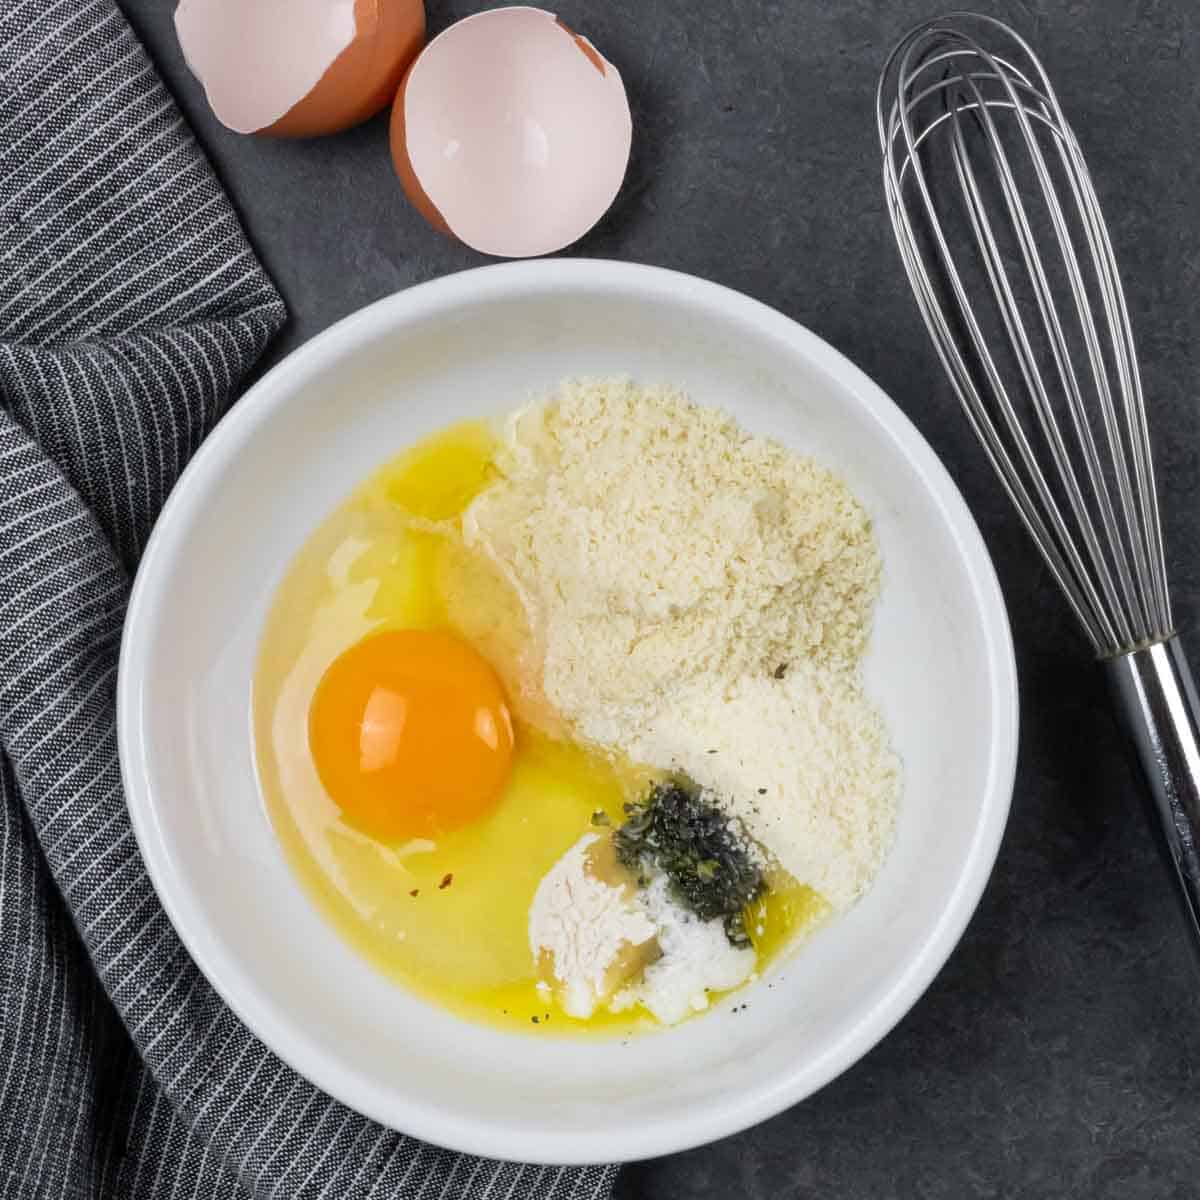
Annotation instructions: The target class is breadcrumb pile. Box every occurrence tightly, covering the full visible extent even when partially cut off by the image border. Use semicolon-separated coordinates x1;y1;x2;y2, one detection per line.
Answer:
464;379;898;910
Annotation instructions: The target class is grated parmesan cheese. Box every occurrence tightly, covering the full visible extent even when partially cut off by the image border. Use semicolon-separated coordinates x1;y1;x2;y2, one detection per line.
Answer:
629;665;896;910
467;379;899;913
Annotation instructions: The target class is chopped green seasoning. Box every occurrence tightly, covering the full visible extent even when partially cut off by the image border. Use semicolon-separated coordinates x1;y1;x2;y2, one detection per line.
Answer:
613;780;763;947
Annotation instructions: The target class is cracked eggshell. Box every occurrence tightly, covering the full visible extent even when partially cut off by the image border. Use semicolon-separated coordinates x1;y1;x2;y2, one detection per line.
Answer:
390;7;632;258
176;0;425;137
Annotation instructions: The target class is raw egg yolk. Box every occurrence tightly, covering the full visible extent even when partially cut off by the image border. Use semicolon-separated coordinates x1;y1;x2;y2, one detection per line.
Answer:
309;629;515;840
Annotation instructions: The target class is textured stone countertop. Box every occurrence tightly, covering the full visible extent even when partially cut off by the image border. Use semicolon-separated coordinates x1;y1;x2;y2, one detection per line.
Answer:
123;2;1200;1196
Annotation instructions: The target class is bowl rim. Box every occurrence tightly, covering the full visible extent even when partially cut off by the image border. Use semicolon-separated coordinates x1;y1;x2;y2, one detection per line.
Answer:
118;258;1019;1164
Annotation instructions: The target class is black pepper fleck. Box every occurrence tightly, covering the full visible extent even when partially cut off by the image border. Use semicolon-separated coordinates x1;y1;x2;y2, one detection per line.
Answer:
409;889;419;897
438;873;453;890
757;788;767;795
773;663;788;679
531;1016;540;1024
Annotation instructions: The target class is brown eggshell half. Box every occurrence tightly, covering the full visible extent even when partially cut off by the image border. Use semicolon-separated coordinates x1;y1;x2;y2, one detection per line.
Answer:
267;0;425;138
389;7;632;258
389;63;452;237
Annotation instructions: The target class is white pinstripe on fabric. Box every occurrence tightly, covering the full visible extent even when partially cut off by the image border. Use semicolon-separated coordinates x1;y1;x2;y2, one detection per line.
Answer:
243;1066;307;1182
52;976;93;1197
1;9;101;124
286;1105;360;1200
134;334;191;488
12;919;69;1199
373;1141;436;1200
59;350;124;547
74;217;244;335
0;0;110;136
257;1086;331;1186
24;675;120;780
0;564;123;670
197;1039;269;1137
90;360;145;546
127;957;203;1047
10;161;209;343
46;353;105;513
0;517;94;582
0;493;77;553
0;831;43;1128
97;912;184;989
9;182;225;330
4;52;152;203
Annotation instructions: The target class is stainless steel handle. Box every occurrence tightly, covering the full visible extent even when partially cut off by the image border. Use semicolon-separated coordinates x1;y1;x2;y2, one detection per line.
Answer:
1106;636;1200;948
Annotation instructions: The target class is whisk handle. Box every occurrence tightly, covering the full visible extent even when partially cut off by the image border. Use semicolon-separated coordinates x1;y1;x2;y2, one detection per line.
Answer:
1107;637;1200;949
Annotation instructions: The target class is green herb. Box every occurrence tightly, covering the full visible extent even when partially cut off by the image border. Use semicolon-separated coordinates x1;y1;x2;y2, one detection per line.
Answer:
613;781;763;947
590;810;611;827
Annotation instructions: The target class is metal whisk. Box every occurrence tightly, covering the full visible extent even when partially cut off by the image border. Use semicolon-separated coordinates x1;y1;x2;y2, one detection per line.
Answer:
878;13;1200;948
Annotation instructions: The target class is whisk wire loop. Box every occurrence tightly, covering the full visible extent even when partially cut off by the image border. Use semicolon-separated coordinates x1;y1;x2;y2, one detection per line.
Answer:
947;63;1141;648
877;13;1173;657
879;11;1200;960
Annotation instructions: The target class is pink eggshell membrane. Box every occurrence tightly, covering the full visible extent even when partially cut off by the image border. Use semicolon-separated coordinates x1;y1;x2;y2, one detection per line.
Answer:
176;0;357;134
400;7;632;258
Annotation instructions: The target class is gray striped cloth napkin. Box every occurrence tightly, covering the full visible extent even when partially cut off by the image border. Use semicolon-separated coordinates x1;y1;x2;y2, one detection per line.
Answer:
0;3;618;1197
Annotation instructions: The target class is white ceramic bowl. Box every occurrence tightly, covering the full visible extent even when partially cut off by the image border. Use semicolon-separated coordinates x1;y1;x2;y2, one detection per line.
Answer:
119;260;1017;1165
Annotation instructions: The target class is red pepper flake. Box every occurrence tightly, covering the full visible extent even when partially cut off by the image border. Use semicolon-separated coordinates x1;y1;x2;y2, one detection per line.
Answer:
438;873;454;890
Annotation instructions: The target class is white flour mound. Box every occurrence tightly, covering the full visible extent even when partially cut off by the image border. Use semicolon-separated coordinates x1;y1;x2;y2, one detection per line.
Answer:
529;835;755;1025
465;379;899;911
610;874;755;1025
527;833;656;1020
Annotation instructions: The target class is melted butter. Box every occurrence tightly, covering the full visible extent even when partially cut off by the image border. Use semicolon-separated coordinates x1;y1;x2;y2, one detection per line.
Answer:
746;873;830;964
369;419;500;521
255;420;822;1036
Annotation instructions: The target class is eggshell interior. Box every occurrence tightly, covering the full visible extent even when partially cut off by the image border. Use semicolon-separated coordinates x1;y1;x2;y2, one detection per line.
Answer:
395;7;632;258
390;64;453;237
176;0;425;138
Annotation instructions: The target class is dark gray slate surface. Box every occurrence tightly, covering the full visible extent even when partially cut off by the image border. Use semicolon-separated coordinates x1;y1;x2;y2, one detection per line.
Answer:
119;2;1200;1197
